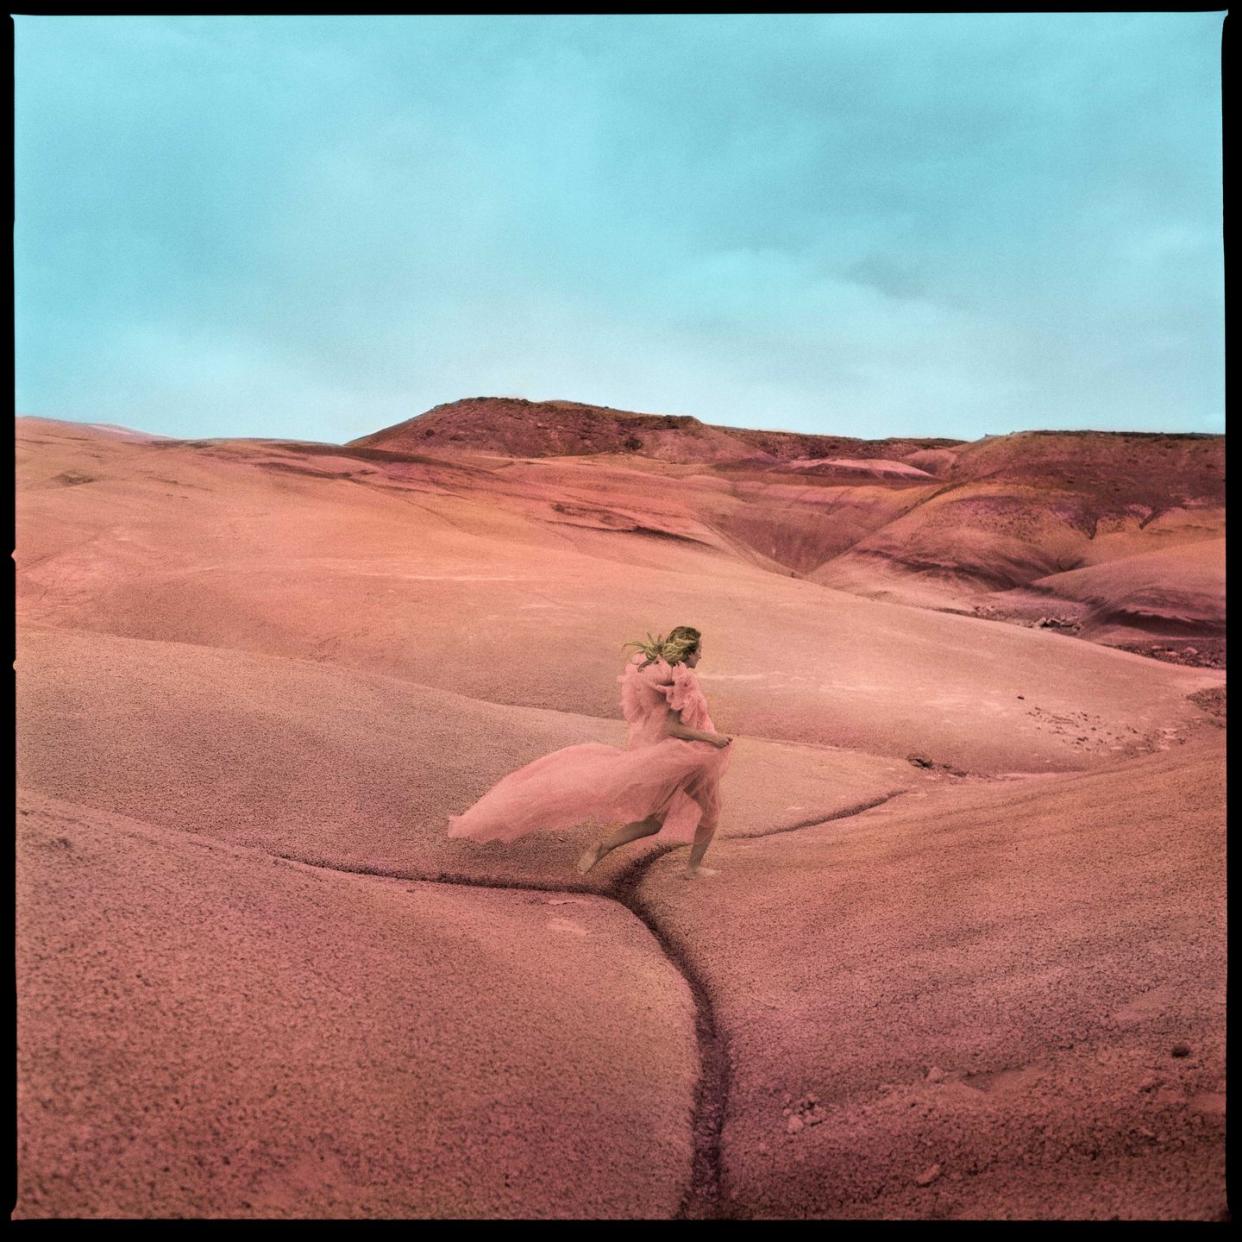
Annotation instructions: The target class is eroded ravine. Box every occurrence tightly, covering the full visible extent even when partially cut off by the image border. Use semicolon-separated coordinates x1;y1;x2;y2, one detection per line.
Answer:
264;788;920;1220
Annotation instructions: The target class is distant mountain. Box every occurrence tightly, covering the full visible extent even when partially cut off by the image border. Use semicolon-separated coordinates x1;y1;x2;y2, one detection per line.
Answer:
347;396;965;465
347;399;1225;666
17;410;1226;667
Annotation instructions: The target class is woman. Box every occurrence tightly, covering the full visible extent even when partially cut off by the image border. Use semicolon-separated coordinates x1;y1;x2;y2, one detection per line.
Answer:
446;626;733;877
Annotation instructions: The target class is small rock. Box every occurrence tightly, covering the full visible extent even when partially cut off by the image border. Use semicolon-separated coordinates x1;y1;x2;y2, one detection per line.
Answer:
1017;694;1024;700
1137;1073;1163;1093
806;1093;818;1105
908;754;934;768
915;1163;942;1187
786;1114;804;1135
757;1142;769;1154
781;1107;791;1116
926;1066;946;1083
1171;1043;1192;1059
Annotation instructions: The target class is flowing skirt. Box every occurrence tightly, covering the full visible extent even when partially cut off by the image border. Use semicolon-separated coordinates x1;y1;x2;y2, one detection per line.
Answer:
446;736;730;846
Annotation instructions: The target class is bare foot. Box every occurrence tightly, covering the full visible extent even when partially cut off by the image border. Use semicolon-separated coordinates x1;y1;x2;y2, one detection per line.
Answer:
683;866;720;879
576;842;606;875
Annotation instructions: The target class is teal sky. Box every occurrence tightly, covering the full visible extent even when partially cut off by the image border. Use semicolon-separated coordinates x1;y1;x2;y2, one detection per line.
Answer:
14;13;1226;443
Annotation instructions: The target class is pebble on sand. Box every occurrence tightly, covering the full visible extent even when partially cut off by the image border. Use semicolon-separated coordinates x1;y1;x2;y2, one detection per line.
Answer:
915;1163;943;1187
1171;1043;1193;1058
786;1114;804;1135
926;1066;946;1083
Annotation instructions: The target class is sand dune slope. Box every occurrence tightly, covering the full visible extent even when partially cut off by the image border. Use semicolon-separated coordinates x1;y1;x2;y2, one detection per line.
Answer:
1026;539;1225;641
19;417;1222;663
15;790;699;1219
634;732;1226;1219
16;625;918;888
806;430;1223;635
13;415;1226;1220
15;421;1221;777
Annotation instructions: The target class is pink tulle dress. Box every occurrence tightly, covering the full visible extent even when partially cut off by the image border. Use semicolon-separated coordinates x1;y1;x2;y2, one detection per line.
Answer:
446;652;732;846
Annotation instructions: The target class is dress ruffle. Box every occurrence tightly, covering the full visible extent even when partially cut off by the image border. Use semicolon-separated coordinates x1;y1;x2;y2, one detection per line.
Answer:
654;665;694;714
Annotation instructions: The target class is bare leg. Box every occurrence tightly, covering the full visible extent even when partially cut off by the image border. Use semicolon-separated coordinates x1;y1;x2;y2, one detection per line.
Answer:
684;803;720;877
577;814;663;874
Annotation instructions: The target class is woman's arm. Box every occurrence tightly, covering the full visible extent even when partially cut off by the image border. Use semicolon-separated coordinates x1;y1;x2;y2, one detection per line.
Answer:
665;708;731;748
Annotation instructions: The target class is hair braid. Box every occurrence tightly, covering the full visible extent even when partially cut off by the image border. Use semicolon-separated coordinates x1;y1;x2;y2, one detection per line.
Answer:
620;625;702;667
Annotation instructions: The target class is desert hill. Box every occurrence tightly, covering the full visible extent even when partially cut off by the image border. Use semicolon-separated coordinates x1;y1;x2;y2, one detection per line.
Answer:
15;415;1221;770
349;395;966;466
348;400;1223;664
14;412;1226;1219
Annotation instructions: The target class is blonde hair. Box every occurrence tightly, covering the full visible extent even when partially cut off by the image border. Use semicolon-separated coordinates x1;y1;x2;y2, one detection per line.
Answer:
621;625;702;667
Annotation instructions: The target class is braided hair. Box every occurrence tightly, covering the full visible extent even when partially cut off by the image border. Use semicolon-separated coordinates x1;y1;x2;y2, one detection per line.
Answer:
621;625;702;669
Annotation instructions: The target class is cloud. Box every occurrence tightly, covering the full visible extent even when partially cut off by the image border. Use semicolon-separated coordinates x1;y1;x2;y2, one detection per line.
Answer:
14;13;1225;441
